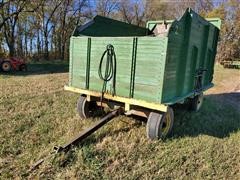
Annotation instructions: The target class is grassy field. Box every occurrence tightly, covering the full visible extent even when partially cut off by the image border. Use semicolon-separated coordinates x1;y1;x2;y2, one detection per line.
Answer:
0;62;239;179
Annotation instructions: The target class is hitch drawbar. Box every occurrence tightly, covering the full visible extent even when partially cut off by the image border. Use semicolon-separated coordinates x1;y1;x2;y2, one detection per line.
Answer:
29;108;123;172
54;108;123;152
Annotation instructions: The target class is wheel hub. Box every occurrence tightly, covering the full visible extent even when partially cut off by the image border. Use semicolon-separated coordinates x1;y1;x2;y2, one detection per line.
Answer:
3;64;10;69
161;112;171;136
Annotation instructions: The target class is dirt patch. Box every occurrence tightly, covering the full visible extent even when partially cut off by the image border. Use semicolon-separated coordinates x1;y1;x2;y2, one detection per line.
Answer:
206;66;240;110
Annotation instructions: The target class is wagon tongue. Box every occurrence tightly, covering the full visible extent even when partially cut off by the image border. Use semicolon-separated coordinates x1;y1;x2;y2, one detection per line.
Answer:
53;108;123;153
28;108;123;173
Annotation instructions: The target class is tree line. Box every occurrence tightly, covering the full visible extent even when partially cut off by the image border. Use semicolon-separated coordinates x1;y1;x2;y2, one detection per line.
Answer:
0;0;239;63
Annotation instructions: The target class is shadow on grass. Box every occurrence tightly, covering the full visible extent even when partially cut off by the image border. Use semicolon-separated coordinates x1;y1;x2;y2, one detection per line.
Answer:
20;91;237;158
0;60;69;76
80;92;240;145
62;93;240;150
172;92;240;139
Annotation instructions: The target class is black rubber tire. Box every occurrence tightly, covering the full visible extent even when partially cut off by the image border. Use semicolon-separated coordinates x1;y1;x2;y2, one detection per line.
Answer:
19;64;27;71
189;93;203;112
1;61;11;72
146;107;174;140
77;95;98;119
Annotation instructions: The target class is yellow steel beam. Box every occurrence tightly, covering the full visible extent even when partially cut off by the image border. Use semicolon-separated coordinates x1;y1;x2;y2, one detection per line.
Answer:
64;86;168;112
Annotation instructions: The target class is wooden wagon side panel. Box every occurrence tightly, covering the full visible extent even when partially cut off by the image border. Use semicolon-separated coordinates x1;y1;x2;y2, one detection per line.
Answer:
88;37;133;98
70;37;88;89
161;9;220;104
160;19;186;104
69;36;168;104
133;37;168;103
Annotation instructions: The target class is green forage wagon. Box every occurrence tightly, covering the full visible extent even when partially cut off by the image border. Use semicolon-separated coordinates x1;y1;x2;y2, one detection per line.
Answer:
65;8;221;140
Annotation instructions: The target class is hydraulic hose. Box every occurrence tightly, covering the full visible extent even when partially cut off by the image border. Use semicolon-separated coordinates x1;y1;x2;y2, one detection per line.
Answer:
98;44;117;99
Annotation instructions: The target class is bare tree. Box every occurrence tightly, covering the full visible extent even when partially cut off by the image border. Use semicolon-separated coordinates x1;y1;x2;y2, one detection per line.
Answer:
96;0;119;17
1;1;27;56
50;0;91;60
36;0;62;60
0;0;24;30
1;1;29;56
1;0;40;56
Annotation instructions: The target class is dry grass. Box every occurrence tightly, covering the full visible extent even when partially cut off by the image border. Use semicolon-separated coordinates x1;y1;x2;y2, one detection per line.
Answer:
0;62;239;179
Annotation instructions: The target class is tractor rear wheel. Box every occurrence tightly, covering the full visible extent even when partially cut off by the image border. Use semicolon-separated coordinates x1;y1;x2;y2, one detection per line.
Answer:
19;64;27;71
77;95;99;119
146;107;174;140
1;61;11;72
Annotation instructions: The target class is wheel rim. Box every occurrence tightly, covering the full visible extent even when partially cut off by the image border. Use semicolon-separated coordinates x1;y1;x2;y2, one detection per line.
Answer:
81;98;89;118
81;97;98;118
3;63;10;71
147;108;174;140
161;111;171;136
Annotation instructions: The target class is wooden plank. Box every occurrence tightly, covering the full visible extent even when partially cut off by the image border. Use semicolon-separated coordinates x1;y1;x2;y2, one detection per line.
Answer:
64;86;168;112
134;37;167;103
70;36;168;104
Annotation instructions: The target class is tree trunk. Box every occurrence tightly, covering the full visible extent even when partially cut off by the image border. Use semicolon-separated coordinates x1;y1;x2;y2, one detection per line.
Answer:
4;23;16;57
24;24;28;57
41;31;45;58
17;35;23;57
30;37;33;55
58;34;61;59
61;42;65;60
9;42;15;57
44;31;49;60
60;0;68;60
37;30;40;59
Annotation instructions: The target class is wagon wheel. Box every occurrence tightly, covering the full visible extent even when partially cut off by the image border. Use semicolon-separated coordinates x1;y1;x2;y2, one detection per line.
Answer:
77;95;99;119
189;92;203;112
146;107;174;140
20;64;27;71
1;61;11;72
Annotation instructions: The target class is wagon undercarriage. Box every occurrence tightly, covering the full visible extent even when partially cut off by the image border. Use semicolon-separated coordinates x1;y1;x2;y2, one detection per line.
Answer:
64;85;204;140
